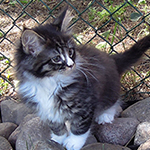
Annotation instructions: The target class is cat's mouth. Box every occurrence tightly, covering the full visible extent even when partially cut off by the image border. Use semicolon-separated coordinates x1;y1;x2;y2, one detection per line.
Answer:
59;63;76;74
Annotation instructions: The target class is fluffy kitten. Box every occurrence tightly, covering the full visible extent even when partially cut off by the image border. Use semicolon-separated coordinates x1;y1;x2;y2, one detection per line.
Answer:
15;9;150;150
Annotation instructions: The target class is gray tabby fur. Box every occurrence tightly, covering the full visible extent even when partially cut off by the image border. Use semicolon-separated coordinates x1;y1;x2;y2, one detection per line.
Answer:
15;8;150;150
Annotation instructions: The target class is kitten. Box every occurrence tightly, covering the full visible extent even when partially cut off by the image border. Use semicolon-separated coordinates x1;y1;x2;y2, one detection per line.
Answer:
15;8;150;150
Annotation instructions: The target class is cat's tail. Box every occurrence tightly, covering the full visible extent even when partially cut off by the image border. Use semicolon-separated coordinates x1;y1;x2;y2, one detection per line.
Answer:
111;35;150;75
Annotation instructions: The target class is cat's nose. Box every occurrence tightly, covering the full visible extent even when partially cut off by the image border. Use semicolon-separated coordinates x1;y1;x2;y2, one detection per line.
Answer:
67;63;74;68
66;61;75;70
66;57;74;68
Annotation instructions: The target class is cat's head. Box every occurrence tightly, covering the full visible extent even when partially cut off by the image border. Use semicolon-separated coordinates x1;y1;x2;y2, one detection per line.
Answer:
18;8;78;78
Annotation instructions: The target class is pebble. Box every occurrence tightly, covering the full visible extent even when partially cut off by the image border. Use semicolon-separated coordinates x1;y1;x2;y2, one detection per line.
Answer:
122;97;150;122
0;136;13;150
1;99;34;125
95;117;139;145
0;122;17;139
134;122;150;146
0;96;150;150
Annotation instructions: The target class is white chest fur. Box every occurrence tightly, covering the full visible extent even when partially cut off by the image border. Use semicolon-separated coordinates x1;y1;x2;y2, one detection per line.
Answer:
18;71;75;123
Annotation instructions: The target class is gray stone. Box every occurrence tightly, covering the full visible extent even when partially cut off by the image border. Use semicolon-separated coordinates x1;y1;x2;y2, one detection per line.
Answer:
95;118;139;145
84;134;97;147
0;122;17;139
122;98;150;122
31;140;64;150
81;143;131;150
1;100;34;125
0;136;13;150
134;122;150;146
0;97;12;123
115;105;123;117
16;117;51;150
138;139;150;150
8;114;37;147
15;115;97;150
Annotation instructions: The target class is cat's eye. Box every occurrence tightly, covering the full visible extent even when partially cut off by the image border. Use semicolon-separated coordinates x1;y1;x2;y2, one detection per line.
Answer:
68;48;74;58
52;56;61;63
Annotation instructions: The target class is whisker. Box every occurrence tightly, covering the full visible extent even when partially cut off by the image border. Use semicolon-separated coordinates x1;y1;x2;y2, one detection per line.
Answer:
76;68;89;84
77;62;103;70
78;66;99;82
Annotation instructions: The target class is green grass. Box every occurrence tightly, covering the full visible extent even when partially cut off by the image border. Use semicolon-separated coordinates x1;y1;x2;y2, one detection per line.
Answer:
0;78;9;96
9;0;30;6
0;54;12;96
0;32;3;38
88;0;130;26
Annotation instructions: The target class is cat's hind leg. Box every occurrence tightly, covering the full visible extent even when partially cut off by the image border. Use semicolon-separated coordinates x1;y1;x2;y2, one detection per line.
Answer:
63;130;90;150
51;133;67;145
63;113;92;150
95;101;120;124
50;122;67;144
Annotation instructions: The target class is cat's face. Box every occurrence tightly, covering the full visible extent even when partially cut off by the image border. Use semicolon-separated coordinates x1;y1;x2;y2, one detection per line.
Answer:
18;9;79;78
20;29;76;77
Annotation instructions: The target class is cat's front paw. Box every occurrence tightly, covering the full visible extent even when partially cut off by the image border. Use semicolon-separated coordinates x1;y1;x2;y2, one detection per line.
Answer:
96;102;119;124
63;131;89;150
96;112;114;124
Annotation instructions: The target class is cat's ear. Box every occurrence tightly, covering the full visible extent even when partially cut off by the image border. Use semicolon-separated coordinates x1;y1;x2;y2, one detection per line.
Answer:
21;29;45;57
53;7;73;33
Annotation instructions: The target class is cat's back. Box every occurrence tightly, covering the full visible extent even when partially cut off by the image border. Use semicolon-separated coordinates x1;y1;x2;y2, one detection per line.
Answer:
77;45;118;75
76;45;121;103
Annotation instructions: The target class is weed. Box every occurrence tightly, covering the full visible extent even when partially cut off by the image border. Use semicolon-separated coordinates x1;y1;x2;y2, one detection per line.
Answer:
9;0;29;6
0;78;9;96
88;1;128;26
138;0;146;5
0;32;3;38
9;0;17;6
0;53;13;96
20;0;29;4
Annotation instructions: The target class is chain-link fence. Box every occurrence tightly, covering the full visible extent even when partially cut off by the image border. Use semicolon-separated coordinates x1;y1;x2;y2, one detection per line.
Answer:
0;0;150;102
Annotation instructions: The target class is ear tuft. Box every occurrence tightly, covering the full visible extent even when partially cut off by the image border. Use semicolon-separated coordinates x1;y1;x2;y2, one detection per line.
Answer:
53;7;73;33
61;9;73;32
21;30;45;57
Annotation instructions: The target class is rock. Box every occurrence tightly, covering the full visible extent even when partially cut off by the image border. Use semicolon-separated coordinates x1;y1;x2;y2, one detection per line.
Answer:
16;117;51;150
1;99;34;125
8;114;37;147
84;134;97;147
95;118;139;145
115;105;123;117
0;136;13;150
31;140;64;150
134;122;150;146
81;143;131;150
138;139;150;150
121;98;150;122
0;97;15;123
0;122;17;139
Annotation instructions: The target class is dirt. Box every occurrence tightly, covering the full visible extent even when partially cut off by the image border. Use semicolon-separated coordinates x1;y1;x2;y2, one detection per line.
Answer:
0;0;150;100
